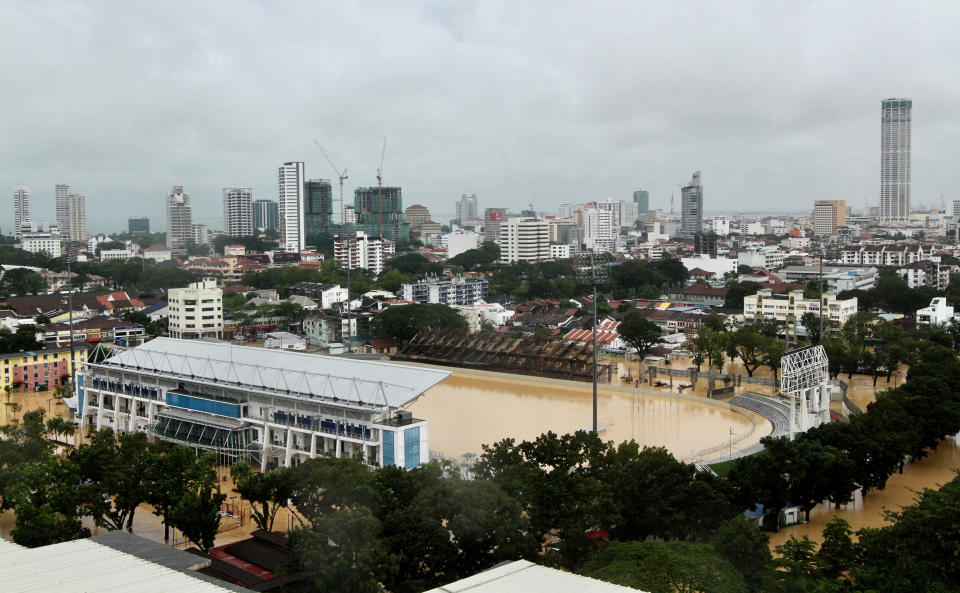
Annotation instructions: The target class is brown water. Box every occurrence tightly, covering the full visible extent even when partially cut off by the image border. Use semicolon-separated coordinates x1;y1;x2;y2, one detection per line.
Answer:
407;370;769;462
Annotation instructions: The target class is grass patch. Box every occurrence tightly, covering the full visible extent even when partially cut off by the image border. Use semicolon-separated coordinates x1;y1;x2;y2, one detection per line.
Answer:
707;459;737;476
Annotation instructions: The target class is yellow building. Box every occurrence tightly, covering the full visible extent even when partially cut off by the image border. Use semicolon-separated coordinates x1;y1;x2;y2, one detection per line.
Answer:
1;346;88;392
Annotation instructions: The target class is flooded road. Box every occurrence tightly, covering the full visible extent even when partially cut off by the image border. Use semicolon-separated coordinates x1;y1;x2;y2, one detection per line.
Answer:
407;369;769;462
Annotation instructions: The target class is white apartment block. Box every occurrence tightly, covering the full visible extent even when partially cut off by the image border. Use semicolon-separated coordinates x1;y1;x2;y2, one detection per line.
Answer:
55;184;70;238
166;185;193;250
583;208;617;253
442;230;481;259
13;186;30;240
712;217;730;236
192;223;210;246
334;231;395;275
738;247;785;270
550;244;572;259
453;302;515;331
498;217;550;263
168;278;224;340
278;162;305;252
100;249;137;261
223;188;254;237
400;275;489;306
69;193;87;241
838;243;933;267
78;338;448;470
743;289;858;335
19;222;61;257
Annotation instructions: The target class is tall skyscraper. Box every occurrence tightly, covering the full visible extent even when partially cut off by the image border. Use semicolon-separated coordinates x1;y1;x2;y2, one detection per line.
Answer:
223;187;254;237
278;162;305;251
128;217;150;234
252;200;279;231
165;185;193;250
303;179;334;248
13;186;30;240
498;218;550;263
633;190;649;214
354;186;409;242
880;98;912;224
680;171;703;239
455;193;478;224
68;193;87;241
55;184;70;237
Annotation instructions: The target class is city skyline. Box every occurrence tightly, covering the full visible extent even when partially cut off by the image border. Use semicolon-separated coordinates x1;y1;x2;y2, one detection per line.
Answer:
3;3;960;232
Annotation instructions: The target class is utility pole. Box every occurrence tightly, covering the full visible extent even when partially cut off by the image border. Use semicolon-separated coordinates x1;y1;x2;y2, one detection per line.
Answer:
576;250;610;434
819;245;824;344
66;246;76;392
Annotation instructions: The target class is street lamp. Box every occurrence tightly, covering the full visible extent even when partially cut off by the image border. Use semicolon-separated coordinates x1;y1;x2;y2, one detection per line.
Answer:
575;250;610;435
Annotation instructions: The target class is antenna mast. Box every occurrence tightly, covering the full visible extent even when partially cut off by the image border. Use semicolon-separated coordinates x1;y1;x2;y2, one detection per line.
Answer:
377;137;387;238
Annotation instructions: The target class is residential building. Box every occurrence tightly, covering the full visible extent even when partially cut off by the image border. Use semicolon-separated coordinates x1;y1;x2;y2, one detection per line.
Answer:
55;184;70;238
264;331;307;350
633;190;649;215
19;223;61;257
354;186;409;242
222;188;253;237
278;162;305;251
498;217;550;263
550;244;572;259
584;207;617;253
252;199;279;231
165;185;193;251
167;278;223;340
916;297;956;326
738;248;786;270
712;217;730;236
304;314;342;348
77;337;449;469
838;243;933;266
41;317;145;349
99;249;137;261
813;200;846;236
334;231;395;274
191;223;209;246
13;185;30;240
743;289;858;336
401;275;489;306
680;171;703;239
68;193;86;241
452;302;514;331
880;98;912;224
694;231;719;257
1;345;87;392
342;205;357;225
303;179;334;248
128;217;150;234
455;193;478;224
442;230;481;259
780;265;878;291
288;282;349;309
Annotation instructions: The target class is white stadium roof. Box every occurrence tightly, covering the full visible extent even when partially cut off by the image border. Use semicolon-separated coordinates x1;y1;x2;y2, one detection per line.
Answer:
425;560;645;593
95;337;450;409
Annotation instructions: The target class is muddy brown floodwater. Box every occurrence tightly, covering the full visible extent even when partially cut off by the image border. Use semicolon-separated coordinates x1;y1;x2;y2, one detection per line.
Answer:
406;368;769;462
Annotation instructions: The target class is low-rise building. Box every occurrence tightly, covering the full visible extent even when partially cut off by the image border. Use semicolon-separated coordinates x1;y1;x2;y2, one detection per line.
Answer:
780;265;878;292
400;275;489;306
263;331;307;350
452;302;515;331
743;289;858;335
2;346;87;392
288;282;349;309
550;244;572;259
143;244;172;263
916;297;956;326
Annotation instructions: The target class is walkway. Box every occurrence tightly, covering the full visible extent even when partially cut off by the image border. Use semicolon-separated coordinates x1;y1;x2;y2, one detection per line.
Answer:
700;392;791;465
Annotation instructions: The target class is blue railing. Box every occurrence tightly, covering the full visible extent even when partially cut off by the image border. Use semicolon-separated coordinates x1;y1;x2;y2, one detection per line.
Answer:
272;411;372;439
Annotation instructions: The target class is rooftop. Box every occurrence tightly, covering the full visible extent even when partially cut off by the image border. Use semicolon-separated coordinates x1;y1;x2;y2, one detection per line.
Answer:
425;559;642;593
95;337;450;409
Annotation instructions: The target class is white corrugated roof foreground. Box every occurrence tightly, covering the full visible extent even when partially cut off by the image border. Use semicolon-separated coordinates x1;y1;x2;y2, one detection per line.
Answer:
97;337;450;409
424;560;645;593
0;538;237;593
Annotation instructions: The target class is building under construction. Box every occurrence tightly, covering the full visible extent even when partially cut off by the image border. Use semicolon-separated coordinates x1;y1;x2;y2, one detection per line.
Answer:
391;329;613;383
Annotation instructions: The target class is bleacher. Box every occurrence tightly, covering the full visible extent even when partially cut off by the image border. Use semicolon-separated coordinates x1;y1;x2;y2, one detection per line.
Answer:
730;392;791;439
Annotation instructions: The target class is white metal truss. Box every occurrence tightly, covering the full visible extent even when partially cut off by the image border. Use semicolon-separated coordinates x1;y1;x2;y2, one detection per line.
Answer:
780;345;831;439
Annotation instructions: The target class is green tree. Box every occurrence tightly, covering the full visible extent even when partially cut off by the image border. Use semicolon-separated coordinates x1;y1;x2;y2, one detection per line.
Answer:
723;281;761;310
290;457;377;525
144;441;217;541
291;507;389;593
371;304;469;342
726;326;766;377
712;515;772;593
70;429;152;531
618;312;662;360
231;461;299;532
817;515;855;580
0;268;48;295
168;485;226;552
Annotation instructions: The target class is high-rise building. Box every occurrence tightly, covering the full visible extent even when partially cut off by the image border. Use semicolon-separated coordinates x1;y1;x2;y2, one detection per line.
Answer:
455;193;478;224
633;190;649;214
354;186;409;242
680;171;703;239
953;200;960;220
168;278;223;340
13;186;30;240
334;231;396;275
304;179;334;248
813;200;847;237
55;184;70;237
252;200;279;231
498;217;550;263
484;208;507;242
880;98;912;224
343;205;357;225
128;217;150;234
192;223;210;246
68;193;87;241
222;188;254;237
165;185;193;250
278;162;305;251
584;208;617;253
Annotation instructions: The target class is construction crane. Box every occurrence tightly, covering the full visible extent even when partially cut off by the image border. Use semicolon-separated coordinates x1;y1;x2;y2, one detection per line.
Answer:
313;139;353;352
377;137;387;238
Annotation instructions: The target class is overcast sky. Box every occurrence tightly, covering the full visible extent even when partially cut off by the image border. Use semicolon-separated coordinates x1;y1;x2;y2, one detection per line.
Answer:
2;1;960;233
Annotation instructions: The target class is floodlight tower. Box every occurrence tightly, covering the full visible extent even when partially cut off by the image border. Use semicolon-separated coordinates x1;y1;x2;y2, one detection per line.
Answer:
576;250;610;434
313;139;353;352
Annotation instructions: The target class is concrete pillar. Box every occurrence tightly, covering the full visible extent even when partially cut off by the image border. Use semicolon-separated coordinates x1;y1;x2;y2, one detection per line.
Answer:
309;433;317;458
284;428;293;467
126;397;135;432
260;424;268;471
